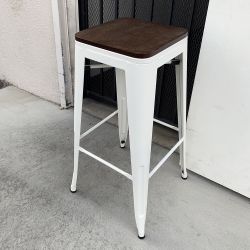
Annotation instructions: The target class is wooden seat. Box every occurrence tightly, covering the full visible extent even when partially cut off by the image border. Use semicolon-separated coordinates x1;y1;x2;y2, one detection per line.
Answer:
75;18;188;59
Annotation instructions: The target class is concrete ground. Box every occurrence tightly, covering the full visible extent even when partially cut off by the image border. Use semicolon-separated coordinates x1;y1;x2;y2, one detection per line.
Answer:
0;86;249;250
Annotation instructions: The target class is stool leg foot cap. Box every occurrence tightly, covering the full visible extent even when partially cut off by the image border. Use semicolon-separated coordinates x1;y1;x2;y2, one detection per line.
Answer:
181;171;188;180
120;140;126;148
70;186;77;193
138;235;145;240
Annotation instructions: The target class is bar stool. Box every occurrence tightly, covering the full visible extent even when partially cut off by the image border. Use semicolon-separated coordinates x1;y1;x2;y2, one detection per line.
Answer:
70;18;188;239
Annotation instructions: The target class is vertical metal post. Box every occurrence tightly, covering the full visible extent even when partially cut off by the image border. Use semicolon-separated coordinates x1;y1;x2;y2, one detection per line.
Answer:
115;0;119;19
150;0;155;21
133;0;136;17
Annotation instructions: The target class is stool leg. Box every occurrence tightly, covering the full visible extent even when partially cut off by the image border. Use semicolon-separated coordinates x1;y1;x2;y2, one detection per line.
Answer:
115;68;128;148
125;65;157;238
71;48;85;193
175;50;188;180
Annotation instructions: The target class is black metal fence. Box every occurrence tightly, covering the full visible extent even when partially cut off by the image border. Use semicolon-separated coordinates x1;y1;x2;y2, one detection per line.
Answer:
78;0;209;125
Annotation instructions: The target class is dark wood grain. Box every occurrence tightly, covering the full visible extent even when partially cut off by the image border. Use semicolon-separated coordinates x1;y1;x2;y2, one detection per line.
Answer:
75;18;188;58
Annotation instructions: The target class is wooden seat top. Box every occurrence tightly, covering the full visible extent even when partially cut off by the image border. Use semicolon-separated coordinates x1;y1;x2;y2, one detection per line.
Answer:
75;18;188;59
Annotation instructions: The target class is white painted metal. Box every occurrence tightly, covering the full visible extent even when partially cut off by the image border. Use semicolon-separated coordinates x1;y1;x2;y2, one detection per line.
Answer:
116;68;129;148
70;46;85;193
149;138;184;178
175;58;183;167
80;110;118;139
87;60;178;70
79;147;132;180
153;118;179;131
71;36;188;236
175;52;188;179
126;64;157;238
75;38;187;69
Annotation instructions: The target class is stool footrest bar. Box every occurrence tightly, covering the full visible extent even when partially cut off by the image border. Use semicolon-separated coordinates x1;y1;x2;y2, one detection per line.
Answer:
79;146;132;180
149;138;184;178
86;64;111;69
153;119;179;131
80;110;118;139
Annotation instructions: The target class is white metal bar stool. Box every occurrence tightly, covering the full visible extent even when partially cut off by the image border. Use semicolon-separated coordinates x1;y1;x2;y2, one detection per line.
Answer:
71;18;188;238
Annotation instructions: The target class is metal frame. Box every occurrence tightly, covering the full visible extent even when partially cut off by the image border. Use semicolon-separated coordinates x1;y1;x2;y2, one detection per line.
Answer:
84;58;180;71
79;110;132;180
78;109;180;181
71;36;188;238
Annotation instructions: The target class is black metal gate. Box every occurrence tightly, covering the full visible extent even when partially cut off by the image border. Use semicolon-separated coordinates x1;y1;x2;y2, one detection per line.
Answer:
78;0;209;125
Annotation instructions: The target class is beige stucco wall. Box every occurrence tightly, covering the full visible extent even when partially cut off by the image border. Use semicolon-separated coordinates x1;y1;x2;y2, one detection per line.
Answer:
0;0;60;104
